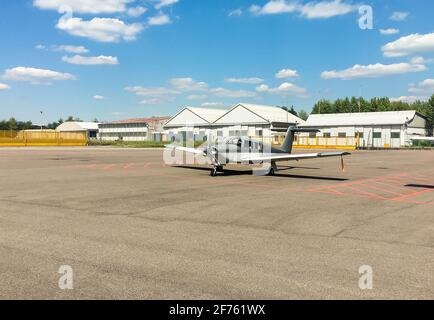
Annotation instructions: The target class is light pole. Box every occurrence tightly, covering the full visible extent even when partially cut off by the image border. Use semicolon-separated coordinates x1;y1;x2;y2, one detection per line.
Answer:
40;111;44;130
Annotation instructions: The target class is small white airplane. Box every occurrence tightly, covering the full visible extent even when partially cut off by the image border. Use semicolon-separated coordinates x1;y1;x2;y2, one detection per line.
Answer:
168;126;351;176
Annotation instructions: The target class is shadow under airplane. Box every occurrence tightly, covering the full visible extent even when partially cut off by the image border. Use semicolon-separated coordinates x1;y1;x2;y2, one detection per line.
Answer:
405;184;434;189
174;166;348;181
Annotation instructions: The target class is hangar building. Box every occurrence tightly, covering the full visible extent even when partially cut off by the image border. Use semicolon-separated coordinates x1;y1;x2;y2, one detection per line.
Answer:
56;122;100;140
302;110;427;148
98;117;170;142
164;103;305;143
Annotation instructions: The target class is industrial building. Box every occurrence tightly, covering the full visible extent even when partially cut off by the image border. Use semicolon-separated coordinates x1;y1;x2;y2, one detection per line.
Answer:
301;110;427;148
56;122;100;140
98;117;170;142
164;103;305;143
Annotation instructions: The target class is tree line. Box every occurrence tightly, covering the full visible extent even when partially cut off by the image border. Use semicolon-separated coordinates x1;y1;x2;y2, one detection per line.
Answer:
0;116;97;131
310;94;434;135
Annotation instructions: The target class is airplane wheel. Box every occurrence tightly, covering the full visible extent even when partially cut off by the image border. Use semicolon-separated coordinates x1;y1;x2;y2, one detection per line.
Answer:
268;167;275;176
210;167;218;177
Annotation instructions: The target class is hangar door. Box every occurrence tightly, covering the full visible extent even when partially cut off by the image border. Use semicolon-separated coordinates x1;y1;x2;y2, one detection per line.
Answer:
390;130;401;148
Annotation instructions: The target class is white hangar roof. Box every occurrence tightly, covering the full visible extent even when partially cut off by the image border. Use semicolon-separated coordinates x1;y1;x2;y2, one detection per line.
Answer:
164;107;227;127
213;103;305;125
304;111;421;127
56;122;100;132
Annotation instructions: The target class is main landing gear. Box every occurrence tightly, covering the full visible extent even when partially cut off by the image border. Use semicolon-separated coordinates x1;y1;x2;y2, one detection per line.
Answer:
210;165;224;177
267;162;278;176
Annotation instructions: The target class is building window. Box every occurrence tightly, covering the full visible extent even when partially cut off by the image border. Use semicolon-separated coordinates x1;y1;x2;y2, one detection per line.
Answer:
309;132;317;138
256;130;263;137
391;132;400;139
373;132;382;139
323;133;331;138
338;132;347;138
357;132;364;138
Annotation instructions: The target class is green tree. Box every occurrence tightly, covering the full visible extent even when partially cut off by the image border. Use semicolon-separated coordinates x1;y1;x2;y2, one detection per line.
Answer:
312;99;334;114
426;94;434;136
298;110;309;121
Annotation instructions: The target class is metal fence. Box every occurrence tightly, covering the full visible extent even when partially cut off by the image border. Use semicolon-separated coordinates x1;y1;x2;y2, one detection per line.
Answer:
0;130;87;147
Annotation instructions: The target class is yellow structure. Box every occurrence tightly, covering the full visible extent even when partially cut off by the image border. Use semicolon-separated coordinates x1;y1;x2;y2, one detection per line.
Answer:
271;134;359;150
0;130;87;147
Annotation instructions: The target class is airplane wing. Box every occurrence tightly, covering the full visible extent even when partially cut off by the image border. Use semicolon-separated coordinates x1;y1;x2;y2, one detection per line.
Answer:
166;145;205;155
241;151;351;163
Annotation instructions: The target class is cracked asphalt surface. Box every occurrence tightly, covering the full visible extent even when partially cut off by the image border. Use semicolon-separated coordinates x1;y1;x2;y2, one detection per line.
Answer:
0;147;433;299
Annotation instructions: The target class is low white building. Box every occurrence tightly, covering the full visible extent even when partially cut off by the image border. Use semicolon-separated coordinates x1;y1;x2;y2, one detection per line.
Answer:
164;103;305;143
56;122;100;140
98;117;170;142
302;110;427;148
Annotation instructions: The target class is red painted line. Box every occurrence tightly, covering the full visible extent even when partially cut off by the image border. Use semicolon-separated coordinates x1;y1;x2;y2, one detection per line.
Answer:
309;174;409;191
347;186;388;200
389;188;434;202
124;163;135;169
374;180;412;192
359;183;406;197
103;164;117;171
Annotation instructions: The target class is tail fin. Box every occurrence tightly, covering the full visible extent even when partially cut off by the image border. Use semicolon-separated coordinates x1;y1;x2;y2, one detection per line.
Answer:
281;127;321;153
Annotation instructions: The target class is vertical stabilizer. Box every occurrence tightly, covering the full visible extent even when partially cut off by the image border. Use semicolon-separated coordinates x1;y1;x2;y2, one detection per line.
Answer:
280;127;321;153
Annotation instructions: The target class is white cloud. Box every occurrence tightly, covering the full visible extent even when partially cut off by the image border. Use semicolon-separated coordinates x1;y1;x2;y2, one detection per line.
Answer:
93;95;105;100
52;45;89;54
125;86;180;98
57;16;143;43
321;62;426;80
298;0;356;19
140;98;172;105
275;68;299;79
155;0;179;10
33;0;131;14
201;102;226;108
62;55;119;65
256;82;307;97
225;77;264;84
2;67;75;85
148;13;172;26
250;0;356;19
382;33;434;58
187;94;208;100
256;84;270;93
37;44;89;53
127;6;147;17
380;28;399;36
409;79;434;94
390;11;409;22
390;96;428;103
211;88;257;98
169;78;208;91
249;0;297;15
0;83;11;90
410;56;434;65
228;8;243;17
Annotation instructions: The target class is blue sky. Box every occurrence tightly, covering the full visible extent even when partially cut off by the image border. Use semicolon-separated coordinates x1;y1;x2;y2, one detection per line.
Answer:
0;0;433;123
